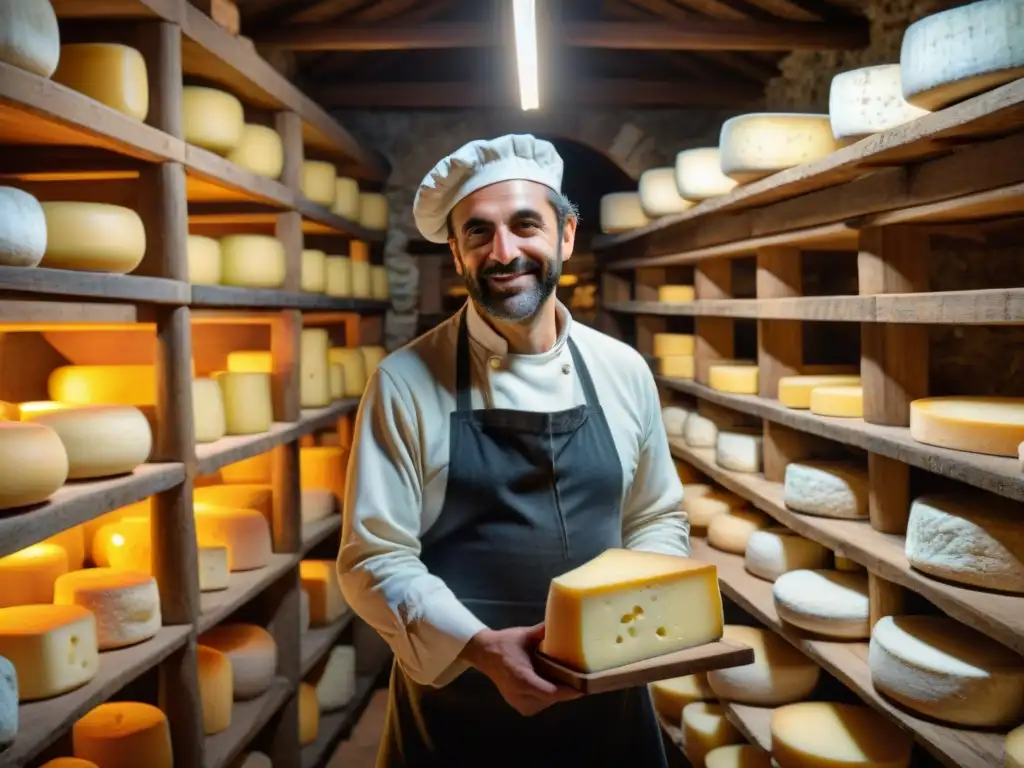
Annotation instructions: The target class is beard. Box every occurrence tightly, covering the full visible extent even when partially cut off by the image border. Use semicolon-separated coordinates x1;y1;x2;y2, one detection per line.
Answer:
461;244;563;323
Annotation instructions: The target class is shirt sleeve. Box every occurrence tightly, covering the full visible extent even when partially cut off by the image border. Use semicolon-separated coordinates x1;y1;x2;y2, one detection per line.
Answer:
620;364;691;557
336;367;487;688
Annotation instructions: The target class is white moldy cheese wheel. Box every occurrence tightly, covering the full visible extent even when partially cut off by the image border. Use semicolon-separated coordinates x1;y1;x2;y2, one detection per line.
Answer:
199;623;277;700
197;644;232;735
770;701;913;768
706;744;772;768
49;364;158;406
298;681;320;746
662;406;691;437
909;396;1024;457
638;167;694;218
1006;724;1024;768
326;256;353;297
359;192;389;230
302;249;327;293
187;235;221;285
215;371;273;435
719;113;839;184
905;492;1024;593
828;64;930;141
682;702;743;767
684;412;719;447
219;235;286;289
708;363;758;394
0;604;98;700
72;701;172;768
41;202;146;273
53;44;149;121
707;625;820;705
333;177;360;220
810;385;863;418
311;645;357;711
195;506;272;571
784;461;869;519
226;124;283;180
0;421;69;510
300;559;348;626
0;186;47;267
868;614;1024;727
674;147;738;201
648;673;715;721
182;86;244;155
778;374;862;409
653;333;694;357
900;0;1024;110
302;160;337;206
0;0;60;78
193;378;227;444
53;568;161;650
684;489;745;531
707;508;771;554
744;529;829;582
0;542;68;606
0;655;15;745
715;429;762;473
599;192;650;233
773;569;869;639
24;404;152;479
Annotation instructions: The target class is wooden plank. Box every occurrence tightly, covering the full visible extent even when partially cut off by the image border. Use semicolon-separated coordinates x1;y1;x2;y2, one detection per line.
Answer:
723;703;773;752
300;610;355;678
205;677;293;768
301;514;342;556
0;299;138;324
198;554;298;633
190;286;389;312
51;0;180;19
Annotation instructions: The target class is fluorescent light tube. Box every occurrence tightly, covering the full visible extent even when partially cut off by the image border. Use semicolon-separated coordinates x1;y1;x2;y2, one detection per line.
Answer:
512;0;539;110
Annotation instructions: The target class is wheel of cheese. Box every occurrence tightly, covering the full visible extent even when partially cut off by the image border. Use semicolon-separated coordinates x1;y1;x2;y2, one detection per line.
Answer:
784;461;869;519
905;492;1024;593
708;363;759;394
302;160;337;207
40;759;100;768
639;167;694;218
219;235;286;289
215;371;273;435
681;702;743;767
194;484;273;526
53;44;149;121
719;113;838;184
707;625;820;706
1006;724;1024;768
909;396;1024;457
684;412;719;447
715;429;762;473
193;378;227;444
778;374;862;409
182;86;244;155
329;364;344;400
53;568;160;650
220;452;272;484
300;559;348;626
0;422;69;510
0;0;60;77
360;345;387;375
683;489;744;531
0;604;98;700
359;192;389;229
92;516;149;570
300;446;348;505
0;542;69;607
197;644;232;735
73;702;172;768
648;673;715;721
658;355;695;379
770;701;913;768
810;385;863;418
195;506;272;571
658;285;695;303
333;177;360;219
298;681;320;745
225;350;271;374
674;147;738;201
49;364;157;406
301;249;326;293
301;328;332;408
45;525;86;570
325;256;353;297
674;459;700;484
226;124;283;179
199;623;276;700
0;186;47;267
662;406;691;437
329;348;367;397
40;202;146;273
199;546;229;592
869;614;1024;727
744;528;829;582
900;0;1024;110
707;508;771;554
706;744;772;768
311;645;357;711
599;192;650;233
351;259;371;298
371;264;390;299
829;64;929;141
653;333;694;357
187;235;222;285
24;404;151;479
773;569;869;639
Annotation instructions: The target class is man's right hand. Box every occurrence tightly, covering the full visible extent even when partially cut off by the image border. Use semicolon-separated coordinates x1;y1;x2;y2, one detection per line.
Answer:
459;624;582;716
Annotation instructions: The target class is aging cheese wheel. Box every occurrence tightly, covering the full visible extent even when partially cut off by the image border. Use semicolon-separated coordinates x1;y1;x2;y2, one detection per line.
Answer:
810;385;863;418
653;333;694;357
599;192;650;233
220;452;272;484
828;64;929;141
53;568;161;650
301;328;332;408
226;124;283;179
302;249;327;293
707;508;771;554
371;264;390;299
193;378;227;444
359;192;389;229
41;202;146;273
638;167;694;217
49;365;158;407
182;86;244;155
300;559;348;626
868;614;1024;727
45;525;86;570
0;421;69;510
707;626;821;705
53;44;149;121
719;113;838;184
194;484;273;526
662;406;691;437
770;701;913;768
1006;724;1024;768
73;702;172;768
302;161;337;207
333;177;360;219
215;371;273;435
194;506;272;571
329;348;367;397
199;546;230;592
0;542;68;607
648;673;715;721
658;285;695;303
226;350;270;374
298;682;320;745
361;345;386;375
674;147;738;201
0;0;61;77
778;374;862;409
219;235;286;289
325;256;352;297
684;413;719;447
199;623;276;700
773;569;870;639
0;186;47;267
715;429;762;473
784;461;869;519
300;446;348;504
24;404;151;479
909;396;1024;457
658;355;695;380
351;259;371;298
706;745;772;768
197;644;232;735
683;489;744;532
708;363;758;395
0;604;98;700
900;0;1024;110
187;235;221;285
329;364;344;400
311;645;357;711
92;516;150;570
744;529;829;582
681;701;743;767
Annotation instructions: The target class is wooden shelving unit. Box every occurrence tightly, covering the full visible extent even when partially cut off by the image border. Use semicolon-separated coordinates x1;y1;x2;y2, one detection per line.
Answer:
593;78;1024;768
0;1;393;765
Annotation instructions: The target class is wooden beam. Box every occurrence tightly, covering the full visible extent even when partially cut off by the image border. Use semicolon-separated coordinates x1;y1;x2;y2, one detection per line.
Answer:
256;18;868;51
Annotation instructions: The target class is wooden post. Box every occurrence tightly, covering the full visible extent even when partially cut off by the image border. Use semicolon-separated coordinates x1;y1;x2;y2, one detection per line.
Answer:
596;270;632;340
271;311;301;423
634;269;667;361
271;441;302;553
276;111;305;193
756;246;802;399
694;259;732;385
869;572;907;630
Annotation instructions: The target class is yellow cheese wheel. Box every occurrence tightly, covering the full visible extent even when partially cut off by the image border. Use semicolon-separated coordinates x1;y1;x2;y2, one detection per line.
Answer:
0;0;61;78
41;759;100;768
73;702;173;768
674;147;738;201
92;515;150;569
47;364;186;406
0;421;69;510
708;363;758;394
0;542;69;607
23;404;151;479
219;235;286;289
778;374;862;409
658;285;695;303
195;484;273;526
41;202;146;273
195;506;273;571
302;161;337;206
329;364;344;400
653;333;694;357
909;396;1024;457
298;682;320;746
44;525;87;570
329;348;367;397
648;673;715;721
302;249;327;293
182;86;244;155
352;260;371;297
301;328;332;408
226;351;271;374
332;177;360;219
770;701;912;768
658;355;695;379
371;264;389;299
85;498;150;558
0;604;99;701
53;44;149;121
325;256;352;297
360;345;386;376
53;568;161;650
300;559;348;626
193;378;227;444
300;446;348;503
187;235;222;285
215;372;274;435
199;623;276;700
0;186;47;268
359;192;389;229
220;452;272;484
226;124;283;179
197;644;233;735
810;385;863;418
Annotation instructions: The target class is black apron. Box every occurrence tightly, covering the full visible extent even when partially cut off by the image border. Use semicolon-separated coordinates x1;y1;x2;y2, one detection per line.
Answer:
376;310;668;768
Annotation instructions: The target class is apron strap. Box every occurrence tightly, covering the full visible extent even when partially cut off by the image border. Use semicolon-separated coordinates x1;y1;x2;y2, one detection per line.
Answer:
567;337;600;407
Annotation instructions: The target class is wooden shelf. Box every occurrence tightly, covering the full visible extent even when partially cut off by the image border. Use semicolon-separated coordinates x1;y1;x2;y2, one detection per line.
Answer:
190;286;388;312
300;611;355;678
0;267;189;305
300;675;380;768
199;554;298;634
724;703;773;753
205;677;293;768
301;515;342;557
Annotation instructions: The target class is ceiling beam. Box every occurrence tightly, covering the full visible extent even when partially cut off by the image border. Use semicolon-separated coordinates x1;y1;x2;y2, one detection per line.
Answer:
255;18;868;52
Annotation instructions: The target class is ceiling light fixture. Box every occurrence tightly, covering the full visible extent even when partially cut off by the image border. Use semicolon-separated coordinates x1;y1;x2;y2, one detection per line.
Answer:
512;0;539;110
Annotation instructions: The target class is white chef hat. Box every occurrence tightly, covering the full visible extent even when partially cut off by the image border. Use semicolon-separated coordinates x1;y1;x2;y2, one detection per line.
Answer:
413;133;564;243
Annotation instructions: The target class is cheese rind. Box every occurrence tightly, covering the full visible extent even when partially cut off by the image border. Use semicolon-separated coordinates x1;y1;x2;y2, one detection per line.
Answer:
301;489;336;524
215;372;273;435
302;249;327;293
540;548;724;672
828;64;930;140
351;259;371;298
53;568;161;649
0;422;69;510
599;192;650;233
41;202;146;273
744;529;829;582
770;701;913;768
53;44;149;120
719;114;838;184
707;508;771;555
182;86;244;155
784;461;869;519
674;147;738;201
49;364;157;406
707;625;820;705
715;430;762;473
778;374;862;409
810;385;863;418
869;614;1024;726
302;161;337;207
300;446;348;504
195;506;272;571
329;348;367;397
187;235;221;285
684;413;719;447
197;644;233;735
72;702;173;768
24;404;152;479
300;559;348;626
0;604;98;700
194;484;273;525
226;124;283;179
301;328;332;408
199;623;277;700
639;167;694;217
658;355;695;380
662;406;691;437
909;396;1024;457
333;178;360;220
708;363;758;394
325;256;352;297
773;569;870;639
681;702;743;768
706;744;772;768
311;645;357;711
0;0;60;78
199;546;230;592
219;235;286;289
0;186;47;267
648;673;714;721
0;543;69;607
684;490;745;532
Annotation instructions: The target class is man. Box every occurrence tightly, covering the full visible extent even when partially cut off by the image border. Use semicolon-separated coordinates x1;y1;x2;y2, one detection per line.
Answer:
337;134;689;767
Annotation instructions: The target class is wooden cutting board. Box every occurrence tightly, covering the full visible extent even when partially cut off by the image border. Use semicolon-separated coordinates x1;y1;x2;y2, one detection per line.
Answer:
534;638;754;694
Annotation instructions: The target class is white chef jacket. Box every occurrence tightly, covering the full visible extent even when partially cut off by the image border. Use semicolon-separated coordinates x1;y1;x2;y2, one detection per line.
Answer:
337;299;690;688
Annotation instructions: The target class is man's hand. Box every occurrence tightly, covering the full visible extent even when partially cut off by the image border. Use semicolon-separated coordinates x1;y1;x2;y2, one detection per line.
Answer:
460;624;582;716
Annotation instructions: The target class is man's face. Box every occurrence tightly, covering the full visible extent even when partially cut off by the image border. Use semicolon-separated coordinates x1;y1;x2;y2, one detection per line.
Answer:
448;180;576;323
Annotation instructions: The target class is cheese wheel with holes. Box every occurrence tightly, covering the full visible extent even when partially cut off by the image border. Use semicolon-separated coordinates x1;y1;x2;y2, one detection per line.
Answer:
329;364;344;400
359;192;389;229
219;235;286;289
301;329;331;408
682;702;743;767
302;249;327;293
41;202;146;273
182;86;243;154
707;508;771;554
0;543;68;607
715;429;762;473
0;655;16;745
708;363;758;394
674;147;738;201
193;378;227;444
333;177;360;219
910;396;1024;457
648;673;715;721
197;644;232;735
352;259;371;297
187;235;221;285
53;568;161;650
302;489;336;525
194;484;273;526
329;348;367;397
49;364;157;406
905;492;1024;593
311;645;357;711
662;406;691;437
869;614;1024;726
300;559;348;626
600;192;650;233
199;623;276;700
744;529;829;582
73;702;172;768
720;114;838;184
53;44;148;121
1006;724;1024;768
325;256;352;297
0;0;60;78
770;701;913;768
24;405;151;479
706;745;772;768
773;569;869;639
707;625;820;705
653;333;694;357
658;285;695;303
639;167;694;218
810;385;863;418
0;422;69;510
0;187;47;267
215;371;273;435
828;64;929;141
226;124;282;179
199;546;229;592
195;506;272;571
45;525;86;570
220;452;271;484
0;604;98;700
778;374;862;409
298;682;319;746
302;161;337;206
659;355;695;379
371;264;389;299
900;0;1024;110
784;461;868;519
684;413;719;447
